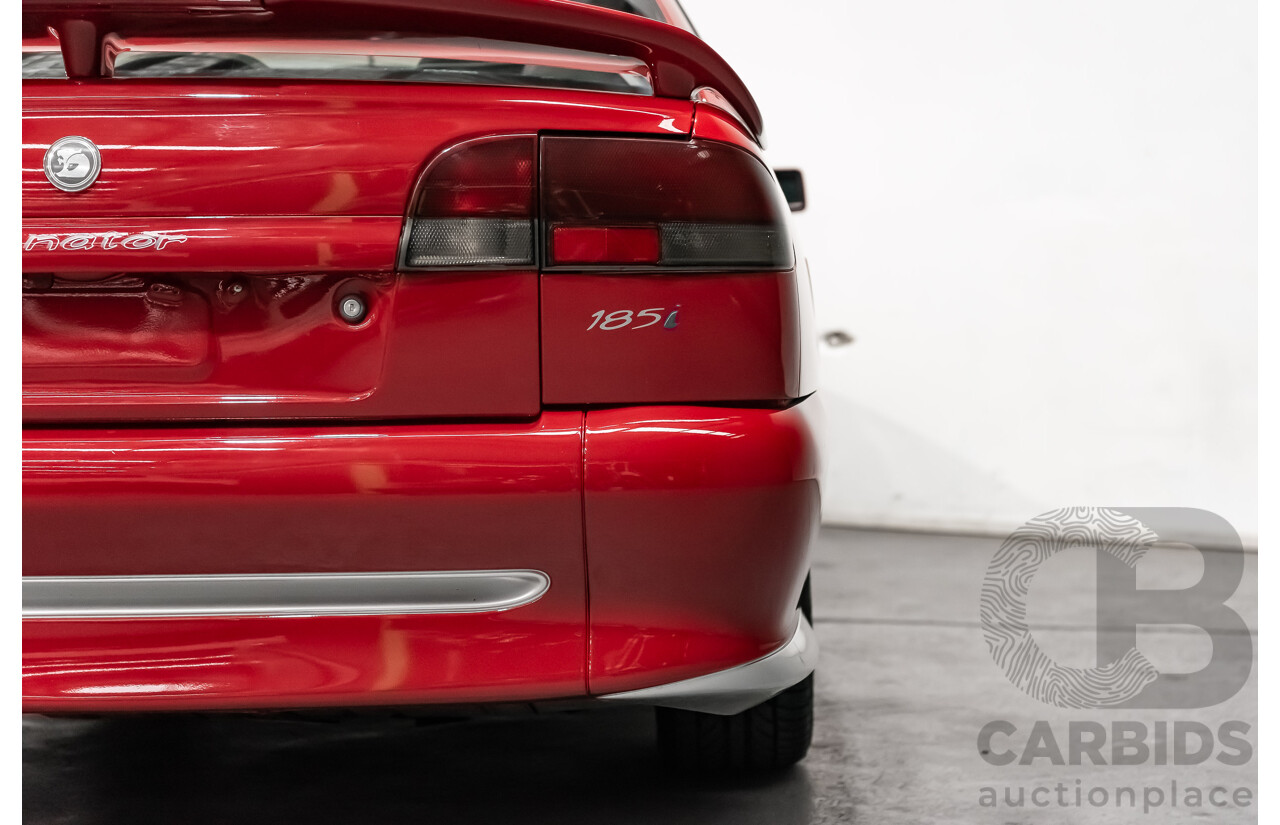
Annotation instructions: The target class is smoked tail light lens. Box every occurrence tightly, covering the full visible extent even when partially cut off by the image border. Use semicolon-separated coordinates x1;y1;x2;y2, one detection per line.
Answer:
541;136;793;270
406;218;532;267
401;136;537;269
659;222;789;268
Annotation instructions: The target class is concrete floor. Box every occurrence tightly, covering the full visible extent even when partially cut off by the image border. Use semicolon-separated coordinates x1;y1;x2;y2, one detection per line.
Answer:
23;528;1257;824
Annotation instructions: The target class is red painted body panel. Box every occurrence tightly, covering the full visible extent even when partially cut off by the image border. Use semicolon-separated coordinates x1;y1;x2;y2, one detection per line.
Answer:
583;400;822;694
22;83;693;219
23;416;585;577
22;14;821;715
22;402;821;710
22;82;699;423
25;271;542;420
691;95;760;150
22;217;401;273
541;270;801;404
23;415;588;711
24;613;586;713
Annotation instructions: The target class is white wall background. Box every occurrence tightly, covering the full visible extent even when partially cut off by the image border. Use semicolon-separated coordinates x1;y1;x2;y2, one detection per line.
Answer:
682;0;1258;542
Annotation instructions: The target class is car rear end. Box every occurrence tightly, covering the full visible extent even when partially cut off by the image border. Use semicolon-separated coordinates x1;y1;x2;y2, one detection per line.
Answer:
22;0;821;772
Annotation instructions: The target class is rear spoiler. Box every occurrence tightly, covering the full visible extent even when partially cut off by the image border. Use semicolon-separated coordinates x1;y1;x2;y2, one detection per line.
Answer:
22;0;765;140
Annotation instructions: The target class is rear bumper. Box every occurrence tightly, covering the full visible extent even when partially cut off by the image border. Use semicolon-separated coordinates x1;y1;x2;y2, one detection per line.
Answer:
22;398;821;713
599;609;818;716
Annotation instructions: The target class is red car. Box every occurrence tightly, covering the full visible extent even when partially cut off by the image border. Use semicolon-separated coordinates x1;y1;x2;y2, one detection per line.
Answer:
22;0;821;775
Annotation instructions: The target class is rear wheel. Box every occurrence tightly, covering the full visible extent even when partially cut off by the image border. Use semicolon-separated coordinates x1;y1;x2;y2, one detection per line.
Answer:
654;574;815;776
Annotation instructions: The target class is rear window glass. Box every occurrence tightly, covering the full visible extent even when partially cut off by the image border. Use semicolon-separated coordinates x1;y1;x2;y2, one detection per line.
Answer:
21;52;64;78
572;0;665;20
111;51;649;94
22;38;654;96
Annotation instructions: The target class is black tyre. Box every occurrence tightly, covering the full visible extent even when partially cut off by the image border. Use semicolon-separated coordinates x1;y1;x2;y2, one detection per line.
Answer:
655;574;815;776
655;673;814;776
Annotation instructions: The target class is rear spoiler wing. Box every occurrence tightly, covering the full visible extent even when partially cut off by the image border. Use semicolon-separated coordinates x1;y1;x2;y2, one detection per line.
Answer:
22;0;764;140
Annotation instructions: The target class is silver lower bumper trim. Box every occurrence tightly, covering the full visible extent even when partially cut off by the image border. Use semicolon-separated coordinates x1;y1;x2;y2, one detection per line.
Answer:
597;609;818;716
22;569;551;619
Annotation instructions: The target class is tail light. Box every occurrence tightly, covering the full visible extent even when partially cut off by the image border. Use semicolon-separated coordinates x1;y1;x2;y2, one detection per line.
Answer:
401;135;537;269
400;135;792;272
541;136;793;270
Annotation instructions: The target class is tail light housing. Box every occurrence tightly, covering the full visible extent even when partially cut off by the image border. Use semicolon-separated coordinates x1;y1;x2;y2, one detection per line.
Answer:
400;134;793;272
401;135;537;269
541;136;793;270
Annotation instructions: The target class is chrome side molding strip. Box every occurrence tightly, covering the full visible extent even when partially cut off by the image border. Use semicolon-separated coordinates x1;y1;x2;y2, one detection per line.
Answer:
597;609;818;716
22;570;551;619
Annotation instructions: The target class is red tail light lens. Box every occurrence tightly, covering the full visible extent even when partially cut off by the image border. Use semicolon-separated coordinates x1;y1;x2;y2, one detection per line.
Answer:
401;136;536;269
551;226;661;264
541;136;793;270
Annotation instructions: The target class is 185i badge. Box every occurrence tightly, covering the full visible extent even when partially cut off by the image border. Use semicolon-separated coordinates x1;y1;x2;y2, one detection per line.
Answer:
42;136;101;193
